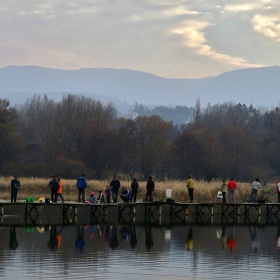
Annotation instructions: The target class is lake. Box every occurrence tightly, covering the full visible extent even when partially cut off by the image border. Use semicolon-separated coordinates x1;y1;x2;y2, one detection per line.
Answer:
0;212;280;280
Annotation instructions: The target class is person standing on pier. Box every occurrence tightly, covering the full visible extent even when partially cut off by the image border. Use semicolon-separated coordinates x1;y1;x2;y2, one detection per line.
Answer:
110;176;121;203
186;175;194;203
11;175;20;202
227;178;237;203
248;178;261;203
146;176;155;202
105;185;111;203
221;179;227;203
76;174;88;203
276;178;280;203
130;178;139;202
57;177;65;203
48;175;59;203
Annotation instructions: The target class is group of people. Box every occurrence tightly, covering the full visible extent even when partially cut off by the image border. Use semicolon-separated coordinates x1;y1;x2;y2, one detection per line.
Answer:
9;173;280;204
75;174;155;204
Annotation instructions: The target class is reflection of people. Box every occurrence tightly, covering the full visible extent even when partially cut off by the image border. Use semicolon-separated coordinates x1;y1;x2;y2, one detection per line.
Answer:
248;224;260;251
120;226;130;242
9;227;18;250
48;175;59;203
47;226;58;251
130;225;138;249
57;177;65;202
145;226;153;251
248;178;261;203
227;227;236;251
227;178;237;203
104;225;110;242
120;187;131;203
109;226;119;249
75;226;86;252
221;179;227;203
276;225;280;249
110;176;121;203
11;175;20;203
185;227;193;251
221;226;227;250
146;176;155;202
76;174;88;203
131;178;139;203
186;175;194;203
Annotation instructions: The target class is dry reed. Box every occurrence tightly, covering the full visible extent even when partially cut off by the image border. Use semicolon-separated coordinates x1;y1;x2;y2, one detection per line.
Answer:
0;176;277;202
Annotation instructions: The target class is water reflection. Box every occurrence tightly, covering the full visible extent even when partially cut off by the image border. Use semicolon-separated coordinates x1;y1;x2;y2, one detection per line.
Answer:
109;226;119;249
9;227;18;250
75;225;85;252
185;227;193;251
1;220;280;279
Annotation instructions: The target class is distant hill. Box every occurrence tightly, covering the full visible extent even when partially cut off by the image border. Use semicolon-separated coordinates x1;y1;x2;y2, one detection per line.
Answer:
197;67;280;108
0;65;279;110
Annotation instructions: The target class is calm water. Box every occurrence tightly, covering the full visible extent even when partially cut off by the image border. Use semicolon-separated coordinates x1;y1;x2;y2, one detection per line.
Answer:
1;214;280;280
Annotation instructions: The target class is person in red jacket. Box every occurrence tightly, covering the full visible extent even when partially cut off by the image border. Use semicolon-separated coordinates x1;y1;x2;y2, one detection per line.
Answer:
227;178;237;203
276;178;280;203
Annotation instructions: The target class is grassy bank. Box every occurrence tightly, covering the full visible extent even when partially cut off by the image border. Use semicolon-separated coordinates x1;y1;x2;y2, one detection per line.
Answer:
0;177;277;203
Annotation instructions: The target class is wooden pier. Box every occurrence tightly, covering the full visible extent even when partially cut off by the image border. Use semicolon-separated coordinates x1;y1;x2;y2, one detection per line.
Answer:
1;201;280;219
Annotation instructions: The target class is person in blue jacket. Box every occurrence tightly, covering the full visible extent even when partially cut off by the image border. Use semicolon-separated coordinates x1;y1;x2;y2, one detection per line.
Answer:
110;176;121;203
120;187;131;203
76;174;88;203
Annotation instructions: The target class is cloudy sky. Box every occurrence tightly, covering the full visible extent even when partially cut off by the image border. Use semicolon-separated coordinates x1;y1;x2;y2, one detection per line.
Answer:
0;0;279;78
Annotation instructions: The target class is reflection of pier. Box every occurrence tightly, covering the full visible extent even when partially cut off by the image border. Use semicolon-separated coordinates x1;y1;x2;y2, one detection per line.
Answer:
1;201;280;226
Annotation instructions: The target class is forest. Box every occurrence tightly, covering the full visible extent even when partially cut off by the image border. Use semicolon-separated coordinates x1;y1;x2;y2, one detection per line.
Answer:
0;94;279;182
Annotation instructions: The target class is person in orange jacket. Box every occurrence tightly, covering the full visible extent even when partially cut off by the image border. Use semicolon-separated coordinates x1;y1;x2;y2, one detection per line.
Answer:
57;177;65;202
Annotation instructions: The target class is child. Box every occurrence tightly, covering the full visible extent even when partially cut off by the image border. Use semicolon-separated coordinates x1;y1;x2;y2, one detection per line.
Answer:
97;190;105;203
89;191;97;203
105;185;111;203
57;177;65;202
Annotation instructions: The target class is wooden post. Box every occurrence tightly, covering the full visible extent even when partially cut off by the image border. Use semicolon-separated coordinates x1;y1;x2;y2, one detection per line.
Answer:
38;206;43;216
211;206;214;216
0;207;3;216
159;205;162;216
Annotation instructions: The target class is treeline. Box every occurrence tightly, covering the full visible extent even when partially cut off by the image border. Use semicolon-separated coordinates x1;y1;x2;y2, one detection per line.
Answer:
0;94;279;182
133;103;194;125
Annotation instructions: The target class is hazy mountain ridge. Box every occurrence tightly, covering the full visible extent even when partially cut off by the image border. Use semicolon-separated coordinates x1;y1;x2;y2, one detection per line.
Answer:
0;65;279;110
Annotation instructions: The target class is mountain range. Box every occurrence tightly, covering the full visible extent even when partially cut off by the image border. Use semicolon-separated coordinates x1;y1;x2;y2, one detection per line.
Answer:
0;65;279;114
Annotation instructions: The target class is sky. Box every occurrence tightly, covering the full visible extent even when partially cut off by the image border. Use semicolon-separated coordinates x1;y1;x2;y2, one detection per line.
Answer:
0;0;279;79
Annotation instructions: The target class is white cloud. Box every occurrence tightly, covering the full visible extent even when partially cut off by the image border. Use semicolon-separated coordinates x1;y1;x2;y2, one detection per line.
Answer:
225;4;259;12
252;14;280;42
173;20;264;68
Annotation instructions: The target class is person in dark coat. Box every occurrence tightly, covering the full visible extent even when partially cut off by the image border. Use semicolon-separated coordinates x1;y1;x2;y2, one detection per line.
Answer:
130;178;139;202
146;176;155;202
11;175;20;202
110;176;121;203
48;175;59;203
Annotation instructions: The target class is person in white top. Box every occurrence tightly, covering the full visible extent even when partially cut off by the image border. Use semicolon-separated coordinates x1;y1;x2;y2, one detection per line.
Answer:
276;178;280;203
248;178;261;203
